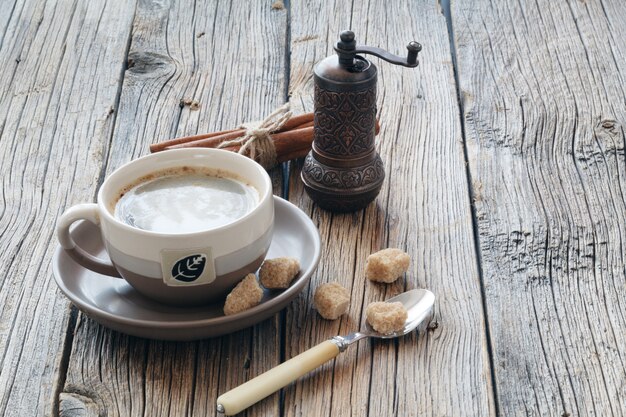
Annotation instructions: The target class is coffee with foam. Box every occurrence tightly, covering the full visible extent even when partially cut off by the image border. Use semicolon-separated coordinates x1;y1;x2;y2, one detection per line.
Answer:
113;167;258;234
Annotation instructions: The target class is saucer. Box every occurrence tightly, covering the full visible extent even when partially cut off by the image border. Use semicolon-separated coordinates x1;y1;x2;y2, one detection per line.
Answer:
52;196;320;341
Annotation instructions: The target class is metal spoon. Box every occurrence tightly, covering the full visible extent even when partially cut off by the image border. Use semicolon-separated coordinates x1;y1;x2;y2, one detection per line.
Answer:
216;289;435;415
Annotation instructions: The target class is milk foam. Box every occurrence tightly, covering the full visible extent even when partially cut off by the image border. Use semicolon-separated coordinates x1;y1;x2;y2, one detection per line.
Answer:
114;172;258;234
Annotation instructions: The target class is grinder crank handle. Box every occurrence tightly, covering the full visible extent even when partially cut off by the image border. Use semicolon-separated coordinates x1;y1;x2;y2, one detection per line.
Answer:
334;30;421;68
352;42;422;67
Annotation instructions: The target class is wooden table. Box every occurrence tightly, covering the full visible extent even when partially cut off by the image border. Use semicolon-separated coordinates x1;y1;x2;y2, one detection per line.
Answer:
2;0;625;416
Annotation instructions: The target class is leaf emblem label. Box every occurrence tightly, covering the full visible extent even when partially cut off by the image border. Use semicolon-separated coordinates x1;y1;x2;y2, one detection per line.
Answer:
160;247;215;286
171;254;207;282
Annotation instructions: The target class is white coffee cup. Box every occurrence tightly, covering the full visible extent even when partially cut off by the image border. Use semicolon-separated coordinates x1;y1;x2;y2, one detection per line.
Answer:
56;149;274;306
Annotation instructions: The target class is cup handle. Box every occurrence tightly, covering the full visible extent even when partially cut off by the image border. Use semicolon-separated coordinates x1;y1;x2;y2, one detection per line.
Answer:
57;204;121;278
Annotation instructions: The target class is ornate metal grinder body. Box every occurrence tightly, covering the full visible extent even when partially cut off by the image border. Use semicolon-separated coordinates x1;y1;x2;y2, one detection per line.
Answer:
301;30;421;212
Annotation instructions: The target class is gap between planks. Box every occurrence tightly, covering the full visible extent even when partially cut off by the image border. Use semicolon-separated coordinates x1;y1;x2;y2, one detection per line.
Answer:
440;0;501;415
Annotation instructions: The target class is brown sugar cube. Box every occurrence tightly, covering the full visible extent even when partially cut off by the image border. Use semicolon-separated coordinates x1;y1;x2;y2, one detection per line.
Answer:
365;301;408;334
365;248;410;283
313;282;350;320
223;274;263;316
259;257;300;289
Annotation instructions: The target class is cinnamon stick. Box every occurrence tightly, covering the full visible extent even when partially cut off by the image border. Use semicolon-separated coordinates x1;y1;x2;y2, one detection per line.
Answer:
168;118;379;151
168;129;254;150
219;119;381;156
218;126;314;154
276;112;314;132
149;112;314;153
149;128;242;153
294;120;313;129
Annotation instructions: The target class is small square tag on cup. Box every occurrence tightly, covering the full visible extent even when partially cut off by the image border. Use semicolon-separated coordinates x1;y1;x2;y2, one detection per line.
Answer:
160;248;216;287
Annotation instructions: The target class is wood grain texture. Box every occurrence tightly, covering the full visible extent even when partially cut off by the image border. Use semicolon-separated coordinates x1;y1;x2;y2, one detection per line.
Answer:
452;0;626;415
59;1;288;416
283;1;494;416
0;1;135;416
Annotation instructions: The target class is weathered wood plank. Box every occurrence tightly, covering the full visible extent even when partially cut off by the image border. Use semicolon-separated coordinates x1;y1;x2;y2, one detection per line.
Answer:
452;0;626;415
0;0;136;416
283;1;495;416
60;1;288;416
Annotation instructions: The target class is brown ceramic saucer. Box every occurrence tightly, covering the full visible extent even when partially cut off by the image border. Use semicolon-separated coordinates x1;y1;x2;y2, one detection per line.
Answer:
52;196;321;341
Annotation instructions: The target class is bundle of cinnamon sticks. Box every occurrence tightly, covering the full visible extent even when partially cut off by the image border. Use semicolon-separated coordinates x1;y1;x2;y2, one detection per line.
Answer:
149;112;380;166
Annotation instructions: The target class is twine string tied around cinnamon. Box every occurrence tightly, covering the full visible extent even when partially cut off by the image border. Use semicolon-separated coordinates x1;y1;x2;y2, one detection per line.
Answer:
217;103;292;169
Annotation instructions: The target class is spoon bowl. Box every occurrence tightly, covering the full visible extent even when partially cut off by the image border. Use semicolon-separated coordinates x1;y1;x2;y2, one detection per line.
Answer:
364;289;435;338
